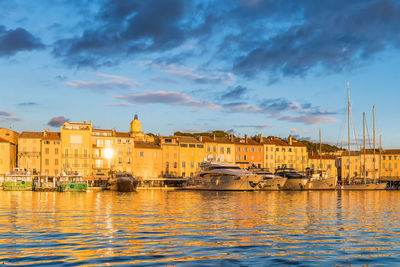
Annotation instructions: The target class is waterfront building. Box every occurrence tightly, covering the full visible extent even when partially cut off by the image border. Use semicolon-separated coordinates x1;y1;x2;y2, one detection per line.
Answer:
132;141;162;178
113;132;134;173
337;150;380;180
307;154;337;177
234;136;263;169
380;149;400;178
270;136;307;171
176;136;206;177
41;130;62;176
0;127;18;175
60;121;93;176
158;136;180;177
201;136;235;163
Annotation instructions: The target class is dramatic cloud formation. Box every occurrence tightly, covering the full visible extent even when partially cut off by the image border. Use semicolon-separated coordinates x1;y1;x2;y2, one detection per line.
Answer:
0;25;44;56
114;91;221;110
48;116;70;127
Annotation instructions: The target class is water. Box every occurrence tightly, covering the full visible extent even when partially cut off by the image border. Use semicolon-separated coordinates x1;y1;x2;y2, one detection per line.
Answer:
0;190;399;266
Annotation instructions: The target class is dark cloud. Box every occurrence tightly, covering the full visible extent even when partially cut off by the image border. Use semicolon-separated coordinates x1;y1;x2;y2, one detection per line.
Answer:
221;86;248;100
18;102;39;107
0;25;44;56
48;116;70;127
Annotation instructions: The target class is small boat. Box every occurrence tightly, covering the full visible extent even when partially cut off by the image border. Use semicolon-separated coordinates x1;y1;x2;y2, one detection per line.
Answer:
3;168;33;191
57;172;87;192
186;162;262;191
341;177;386;190
107;172;138;192
252;171;287;191
275;167;308;190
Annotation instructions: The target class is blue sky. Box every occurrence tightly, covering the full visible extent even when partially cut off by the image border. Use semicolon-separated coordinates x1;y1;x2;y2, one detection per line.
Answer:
1;0;400;149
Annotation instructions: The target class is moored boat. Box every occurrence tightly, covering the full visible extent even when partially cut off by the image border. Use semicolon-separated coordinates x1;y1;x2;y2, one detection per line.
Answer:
252;171;287;190
275;167;308;190
304;171;338;190
107;172;138;192
57;172;87;192
186;162;262;191
3;168;33;191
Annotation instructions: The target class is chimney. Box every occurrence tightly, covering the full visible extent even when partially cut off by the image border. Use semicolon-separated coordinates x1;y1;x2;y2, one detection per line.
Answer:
43;129;47;137
83;120;86;123
289;135;293;145
199;136;203;142
213;134;216;141
245;134;248;143
258;133;262;142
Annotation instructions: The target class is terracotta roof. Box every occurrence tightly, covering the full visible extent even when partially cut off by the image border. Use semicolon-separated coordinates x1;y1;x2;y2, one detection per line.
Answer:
19;132;43;139
0;127;19;135
200;136;233;144
0;137;9;143
42;132;60;140
308;154;336;159
382;149;400;154
234;138;263;146
93;129;113;132
260;137;306;147
175;136;202;144
115;132;131;138
134;141;161;149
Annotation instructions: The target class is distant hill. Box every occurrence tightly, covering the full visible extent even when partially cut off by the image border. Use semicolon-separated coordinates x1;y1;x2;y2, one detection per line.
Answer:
174;130;230;138
300;140;342;153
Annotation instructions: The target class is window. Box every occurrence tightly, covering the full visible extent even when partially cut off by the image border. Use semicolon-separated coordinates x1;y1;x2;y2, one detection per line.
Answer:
220;147;224;154
45;159;49;165
174;162;177;168
95;159;102;168
45;148;49;154
244;155;247;160
258;148;261;152
389;156;392;160
74;149;78;157
118;157;122;164
244;147;248;152
165;139;172;143
327;164;331;169
395;156;398;160
182;161;186;168
237;147;241;152
276;148;279;151
44;141;50;144
289;148;292;152
126;139;130;143
55;159;59;165
207;146;211;152
65;148;69;157
54;141;60;145
282;148;286;152
189;144;195;148
382;163;385;168
140;151;144;157
383;156;386;160
197;144;204;148
395;163;398;168
127;147;131;155
154;152;158;158
117;139;121;144
191;162;194;168
389;163;392;170
227;147;231;154
105;140;112;146
166;162;169;168
237;155;241;160
127;158;131;164
119;147;123;155
251;148;254;152
97;139;104;147
180;144;188;147
213;146;216;152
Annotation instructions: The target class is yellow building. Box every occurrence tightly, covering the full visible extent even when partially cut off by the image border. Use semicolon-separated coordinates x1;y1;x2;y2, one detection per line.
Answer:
0;127;18;175
159;136;180;177
113;132;134;173
18;132;43;174
60;121;93;176
338;150;380;179
132;142;162;178
201;136;235;163
130;114;154;142
41;130;62;176
380;149;400;178
176;136;206;177
307;154;337;177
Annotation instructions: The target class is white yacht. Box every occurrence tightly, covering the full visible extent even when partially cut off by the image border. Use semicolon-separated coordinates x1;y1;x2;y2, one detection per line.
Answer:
275;167;309;190
186;162;262;191
252;171;287;191
304;170;338;190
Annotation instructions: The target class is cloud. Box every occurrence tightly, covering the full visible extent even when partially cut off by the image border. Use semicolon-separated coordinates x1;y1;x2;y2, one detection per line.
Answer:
114;91;221;110
48;116;70;127
221;86;248;100
290;128;318;134
151;77;177;84
275;114;337;125
234;124;271;129
0;110;12;116
64;72;139;92
151;62;234;85
0;25;45;56
18;102;39;107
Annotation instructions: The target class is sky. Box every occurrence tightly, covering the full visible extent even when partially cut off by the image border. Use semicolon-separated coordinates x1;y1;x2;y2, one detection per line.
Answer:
1;0;400;149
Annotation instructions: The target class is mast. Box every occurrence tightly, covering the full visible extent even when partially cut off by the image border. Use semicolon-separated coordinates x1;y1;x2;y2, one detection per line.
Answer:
363;112;366;184
373;106;376;183
347;83;351;182
319;128;322;172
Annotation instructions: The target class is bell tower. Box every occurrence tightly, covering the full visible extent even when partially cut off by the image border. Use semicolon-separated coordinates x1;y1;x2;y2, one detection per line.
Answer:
130;114;142;133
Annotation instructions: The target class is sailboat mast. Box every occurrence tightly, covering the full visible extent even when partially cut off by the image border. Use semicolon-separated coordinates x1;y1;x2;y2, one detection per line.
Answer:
363;112;366;184
347;83;351;182
319;128;322;172
373;106;376;183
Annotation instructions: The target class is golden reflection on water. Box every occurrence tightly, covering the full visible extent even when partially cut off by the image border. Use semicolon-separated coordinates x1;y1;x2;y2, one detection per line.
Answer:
0;190;400;265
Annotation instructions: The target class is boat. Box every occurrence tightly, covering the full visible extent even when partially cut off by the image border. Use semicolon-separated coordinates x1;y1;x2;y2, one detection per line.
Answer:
341;86;386;190
185;162;262;191
106;172;138;192
304;170;338;190
3;168;33;191
251;170;287;190
57;172;87;192
275;166;308;190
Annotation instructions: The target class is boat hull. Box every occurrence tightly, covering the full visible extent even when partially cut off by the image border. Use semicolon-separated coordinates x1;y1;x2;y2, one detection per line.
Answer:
3;181;33;191
259;178;287;191
186;176;258;191
341;182;387;190
305;177;338;190
117;177;139;192
281;178;308;190
58;183;87;192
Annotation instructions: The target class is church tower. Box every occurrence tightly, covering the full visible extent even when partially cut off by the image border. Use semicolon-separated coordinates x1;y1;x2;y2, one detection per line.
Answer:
130;114;142;133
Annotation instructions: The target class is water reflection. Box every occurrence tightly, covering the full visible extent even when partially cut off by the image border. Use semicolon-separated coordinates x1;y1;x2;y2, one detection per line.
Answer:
0;190;399;265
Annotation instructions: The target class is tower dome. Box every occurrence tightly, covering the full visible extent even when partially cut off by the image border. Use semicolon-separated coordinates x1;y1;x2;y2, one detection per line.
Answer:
130;114;142;133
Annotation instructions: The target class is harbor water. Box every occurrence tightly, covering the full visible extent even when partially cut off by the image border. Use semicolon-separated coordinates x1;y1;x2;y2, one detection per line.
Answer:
0;190;399;266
